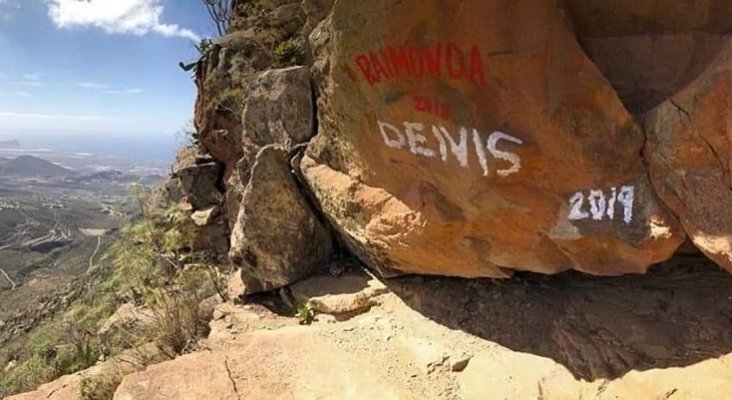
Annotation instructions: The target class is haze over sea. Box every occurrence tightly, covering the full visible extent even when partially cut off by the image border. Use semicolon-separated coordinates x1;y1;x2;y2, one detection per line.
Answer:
0;132;179;162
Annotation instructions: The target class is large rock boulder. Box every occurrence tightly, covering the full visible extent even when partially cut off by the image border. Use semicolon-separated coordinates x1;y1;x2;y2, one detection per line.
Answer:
645;40;732;273
229;145;332;292
176;163;223;209
173;162;230;257
302;0;684;278
238;66;315;181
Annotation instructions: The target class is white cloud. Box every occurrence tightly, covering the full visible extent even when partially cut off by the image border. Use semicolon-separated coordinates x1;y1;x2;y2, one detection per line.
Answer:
22;73;41;81
47;0;201;41
14;92;33;99
78;82;109;89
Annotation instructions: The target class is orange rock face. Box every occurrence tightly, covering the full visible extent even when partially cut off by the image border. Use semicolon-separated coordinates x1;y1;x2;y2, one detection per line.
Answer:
563;0;732;114
645;41;732;272
303;0;684;278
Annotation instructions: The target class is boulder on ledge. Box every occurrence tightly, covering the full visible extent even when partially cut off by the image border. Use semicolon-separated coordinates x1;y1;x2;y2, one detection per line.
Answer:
302;0;684;279
229;144;332;292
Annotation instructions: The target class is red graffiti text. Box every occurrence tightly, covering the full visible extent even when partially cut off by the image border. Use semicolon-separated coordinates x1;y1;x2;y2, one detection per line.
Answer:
354;42;487;86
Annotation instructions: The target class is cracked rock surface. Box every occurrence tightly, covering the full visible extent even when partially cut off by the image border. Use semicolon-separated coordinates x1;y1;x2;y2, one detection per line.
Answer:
645;39;732;274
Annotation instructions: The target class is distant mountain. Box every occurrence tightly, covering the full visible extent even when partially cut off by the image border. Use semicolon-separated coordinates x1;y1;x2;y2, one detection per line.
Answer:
0;155;75;178
0;140;20;148
65;170;134;184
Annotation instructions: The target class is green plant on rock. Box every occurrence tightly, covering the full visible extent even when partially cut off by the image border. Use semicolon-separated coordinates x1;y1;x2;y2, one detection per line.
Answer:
296;301;316;325
194;38;215;55
102;189;217;356
274;39;305;67
206;83;247;116
104;196;190;303
0;319;103;396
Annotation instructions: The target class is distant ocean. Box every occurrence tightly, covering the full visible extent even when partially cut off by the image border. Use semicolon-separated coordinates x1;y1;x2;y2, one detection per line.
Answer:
0;133;181;162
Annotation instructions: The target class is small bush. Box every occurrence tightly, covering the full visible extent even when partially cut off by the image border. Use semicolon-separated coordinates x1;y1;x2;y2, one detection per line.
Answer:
194;38;215;55
273;39;305;67
149;290;197;356
0;355;54;396
79;373;122;400
209;86;247;115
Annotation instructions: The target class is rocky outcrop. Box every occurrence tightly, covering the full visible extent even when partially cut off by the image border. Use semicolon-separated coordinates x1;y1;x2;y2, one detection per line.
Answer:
302;0;684;278
645;39;732;273
229;145;332;292
175;0;336;292
169;0;732;283
176;163;222;210
239;66;315;179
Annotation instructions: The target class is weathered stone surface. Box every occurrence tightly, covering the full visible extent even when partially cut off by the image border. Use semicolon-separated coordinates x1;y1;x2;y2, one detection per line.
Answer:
184;217;230;257
579;33;727;114
459;349;583;400
114;328;410;400
226;268;248;299
194;34;271;178
290;270;388;315
229;145;332;292
176;163;223;209
562;0;732;114
561;0;732;37
113;351;238;400
239;66;315;180
645;40;732;273
458;348;732;400
191;206;220;227
175;163;229;256
97;303;155;336
303;0;684;279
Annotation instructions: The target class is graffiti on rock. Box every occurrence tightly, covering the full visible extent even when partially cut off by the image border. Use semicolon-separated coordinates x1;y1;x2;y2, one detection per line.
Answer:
377;120;523;178
568;186;635;224
354;42;488;86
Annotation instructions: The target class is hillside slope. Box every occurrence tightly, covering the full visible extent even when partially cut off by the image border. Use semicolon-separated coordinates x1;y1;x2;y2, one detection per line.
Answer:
0;155;75;178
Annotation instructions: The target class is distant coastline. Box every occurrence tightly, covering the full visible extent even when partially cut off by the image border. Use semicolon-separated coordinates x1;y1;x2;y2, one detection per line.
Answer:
0;134;177;163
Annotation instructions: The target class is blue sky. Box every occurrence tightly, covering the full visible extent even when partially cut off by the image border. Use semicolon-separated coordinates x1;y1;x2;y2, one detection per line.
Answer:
0;0;215;138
